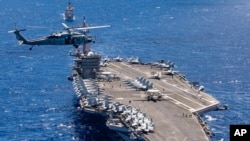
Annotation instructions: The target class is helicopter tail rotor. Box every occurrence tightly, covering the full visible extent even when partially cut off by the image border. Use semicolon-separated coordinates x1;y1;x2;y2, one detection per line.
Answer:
8;23;26;33
8;29;26;33
8;24;27;45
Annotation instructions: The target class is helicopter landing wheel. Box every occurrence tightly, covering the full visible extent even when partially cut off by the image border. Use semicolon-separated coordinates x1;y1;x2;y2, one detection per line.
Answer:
29;45;34;50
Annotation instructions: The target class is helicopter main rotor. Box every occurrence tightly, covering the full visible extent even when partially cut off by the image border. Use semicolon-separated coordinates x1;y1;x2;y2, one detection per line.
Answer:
62;23;110;33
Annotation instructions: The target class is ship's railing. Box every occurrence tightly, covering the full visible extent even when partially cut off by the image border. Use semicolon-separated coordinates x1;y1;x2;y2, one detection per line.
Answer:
193;112;213;140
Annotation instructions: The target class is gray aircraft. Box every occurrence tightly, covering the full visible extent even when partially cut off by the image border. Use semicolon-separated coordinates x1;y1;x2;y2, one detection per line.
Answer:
8;23;110;50
127;57;141;64
133;89;173;102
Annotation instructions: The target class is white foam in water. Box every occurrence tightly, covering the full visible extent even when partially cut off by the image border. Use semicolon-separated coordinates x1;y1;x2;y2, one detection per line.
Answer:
205;115;217;121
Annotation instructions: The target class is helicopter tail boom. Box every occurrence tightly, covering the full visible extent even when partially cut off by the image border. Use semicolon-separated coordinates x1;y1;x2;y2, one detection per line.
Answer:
8;29;27;45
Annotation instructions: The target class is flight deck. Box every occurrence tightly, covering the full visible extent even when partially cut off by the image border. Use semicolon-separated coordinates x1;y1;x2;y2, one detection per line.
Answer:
96;61;220;141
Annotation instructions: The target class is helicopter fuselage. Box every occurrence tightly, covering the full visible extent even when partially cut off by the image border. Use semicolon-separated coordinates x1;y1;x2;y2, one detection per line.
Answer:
12;30;92;48
9;22;109;49
29;33;87;45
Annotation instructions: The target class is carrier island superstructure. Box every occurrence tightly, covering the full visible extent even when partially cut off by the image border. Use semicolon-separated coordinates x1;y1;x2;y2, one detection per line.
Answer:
68;33;221;141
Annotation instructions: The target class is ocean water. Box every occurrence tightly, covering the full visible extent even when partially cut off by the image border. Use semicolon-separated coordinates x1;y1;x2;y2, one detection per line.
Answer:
0;0;249;140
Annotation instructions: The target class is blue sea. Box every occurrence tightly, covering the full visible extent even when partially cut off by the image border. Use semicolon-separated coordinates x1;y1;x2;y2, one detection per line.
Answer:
0;0;249;140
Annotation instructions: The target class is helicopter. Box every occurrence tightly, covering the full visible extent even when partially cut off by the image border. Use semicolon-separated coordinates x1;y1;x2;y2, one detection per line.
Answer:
8;22;110;50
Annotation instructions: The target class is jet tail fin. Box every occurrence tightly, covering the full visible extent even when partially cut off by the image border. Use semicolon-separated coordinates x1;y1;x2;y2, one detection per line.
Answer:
8;29;27;44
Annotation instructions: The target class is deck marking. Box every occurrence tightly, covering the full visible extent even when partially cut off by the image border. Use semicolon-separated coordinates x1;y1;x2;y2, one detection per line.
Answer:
112;62;206;110
120;62;213;106
106;62;218;112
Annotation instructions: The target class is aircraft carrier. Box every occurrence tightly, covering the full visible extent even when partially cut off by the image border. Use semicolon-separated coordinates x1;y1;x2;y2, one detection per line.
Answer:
68;39;220;141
